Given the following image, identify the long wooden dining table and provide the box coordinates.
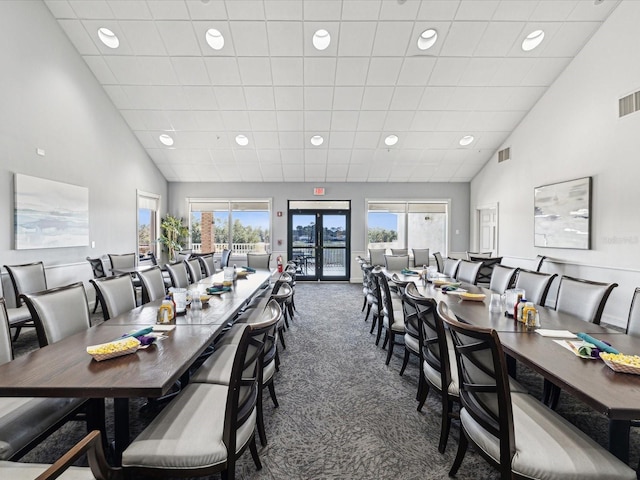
[388,270,640,464]
[0,269,273,465]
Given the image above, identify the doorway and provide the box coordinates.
[288,201,350,281]
[477,204,498,256]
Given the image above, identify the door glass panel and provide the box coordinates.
[322,214,347,277]
[291,214,316,277]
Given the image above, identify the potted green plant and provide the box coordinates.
[158,215,189,262]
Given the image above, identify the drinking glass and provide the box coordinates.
[489,293,503,313]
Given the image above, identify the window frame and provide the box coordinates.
[136,190,161,260]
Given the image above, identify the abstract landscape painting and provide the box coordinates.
[14,173,89,249]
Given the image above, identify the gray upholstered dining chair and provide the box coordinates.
[246,253,271,270]
[137,266,167,304]
[368,248,386,266]
[514,269,557,306]
[197,253,216,277]
[20,282,91,347]
[107,252,136,272]
[121,323,263,479]
[433,252,445,273]
[0,297,88,462]
[533,254,546,272]
[489,265,518,294]
[455,260,482,285]
[398,283,422,377]
[174,250,191,263]
[86,256,107,313]
[443,257,461,278]
[185,258,203,283]
[555,275,617,324]
[412,248,430,268]
[374,269,405,365]
[3,261,47,341]
[165,261,190,289]
[626,287,640,337]
[439,301,636,480]
[220,249,233,268]
[390,248,408,255]
[384,254,409,271]
[90,274,137,321]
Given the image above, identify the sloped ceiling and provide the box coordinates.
[45,0,619,182]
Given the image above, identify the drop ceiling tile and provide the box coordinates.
[446,86,485,110]
[270,57,303,85]
[487,111,526,131]
[279,131,304,149]
[455,1,500,21]
[209,149,235,163]
[464,111,497,131]
[165,111,199,131]
[417,0,460,20]
[333,87,364,110]
[138,110,171,130]
[418,86,456,110]
[303,0,342,20]
[264,0,303,20]
[204,58,242,85]
[225,0,265,20]
[440,22,487,56]
[492,1,538,21]
[69,0,113,19]
[193,111,225,130]
[253,132,281,149]
[506,22,561,57]
[529,1,576,21]
[237,57,273,85]
[274,86,303,110]
[371,22,413,56]
[283,163,304,177]
[119,20,166,55]
[473,22,526,57]
[213,86,246,110]
[81,20,134,55]
[229,21,269,56]
[304,87,334,110]
[146,0,190,20]
[171,57,210,85]
[361,86,394,110]
[410,111,443,131]
[420,149,446,163]
[137,57,179,85]
[337,22,377,56]
[475,131,510,149]
[379,0,420,20]
[119,110,147,130]
[524,57,571,86]
[304,58,337,86]
[328,132,355,148]
[109,1,152,19]
[44,0,76,18]
[156,21,201,56]
[331,111,359,131]
[351,149,375,163]
[357,111,387,131]
[394,149,424,163]
[303,22,340,56]
[192,22,235,56]
[257,149,282,163]
[183,86,218,110]
[185,0,227,19]
[397,57,437,86]
[569,0,619,21]
[335,58,370,85]
[389,86,425,110]
[436,111,471,131]
[134,130,158,148]
[267,22,304,56]
[383,111,415,131]
[83,56,117,84]
[103,56,145,84]
[341,0,380,20]
[490,58,535,86]
[353,132,380,148]
[406,22,451,56]
[58,19,100,55]
[458,58,502,87]
[429,58,470,85]
[281,149,304,164]
[276,111,304,131]
[504,86,546,110]
[249,111,278,131]
[234,149,260,165]
[120,85,158,109]
[304,151,328,165]
[221,111,251,131]
[304,111,332,131]
[541,22,600,57]
[404,132,434,149]
[474,86,515,110]
[244,87,275,110]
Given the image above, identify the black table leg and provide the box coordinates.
[505,354,517,379]
[608,419,630,463]
[86,398,106,446]
[114,398,130,466]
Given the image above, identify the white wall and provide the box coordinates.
[169,181,470,281]
[0,1,167,304]
[470,0,640,328]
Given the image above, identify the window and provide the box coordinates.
[189,199,271,255]
[367,201,448,255]
[137,191,160,258]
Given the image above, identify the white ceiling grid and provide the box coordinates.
[44,0,619,182]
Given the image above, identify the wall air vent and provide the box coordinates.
[618,90,640,117]
[498,147,510,163]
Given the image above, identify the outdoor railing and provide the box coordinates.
[191,243,267,255]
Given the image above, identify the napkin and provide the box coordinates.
[576,332,619,355]
[400,268,418,275]
[121,326,153,339]
[207,286,232,294]
[577,341,600,358]
[242,266,256,273]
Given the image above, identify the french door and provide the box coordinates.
[288,204,350,281]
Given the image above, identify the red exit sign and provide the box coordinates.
[313,187,325,196]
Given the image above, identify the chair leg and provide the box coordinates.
[449,429,469,477]
[548,385,561,410]
[375,320,383,346]
[382,331,389,349]
[542,379,561,409]
[385,333,394,365]
[275,350,280,371]
[417,376,429,412]
[257,385,267,446]
[249,435,262,470]
[12,326,22,342]
[92,301,98,314]
[399,348,410,376]
[369,313,377,333]
[278,327,286,350]
[267,381,279,408]
[283,309,290,329]
[287,302,295,321]
[364,304,372,322]
[361,297,367,312]
[438,397,454,454]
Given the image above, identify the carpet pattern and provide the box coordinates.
[13,282,640,479]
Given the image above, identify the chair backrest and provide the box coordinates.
[174,250,191,263]
[86,257,107,279]
[390,248,408,255]
[533,255,546,272]
[412,248,430,268]
[514,269,557,306]
[391,273,412,296]
[489,265,518,294]
[455,260,483,285]
[138,267,166,304]
[221,249,232,268]
[90,275,137,321]
[165,262,190,289]
[438,301,515,471]
[466,251,492,260]
[400,283,421,341]
[3,262,47,307]
[197,253,216,277]
[107,253,136,270]
[0,299,14,364]
[250,299,282,368]
[373,269,396,325]
[185,258,203,283]
[384,254,409,271]
[147,252,160,265]
[21,283,91,347]
[443,258,461,278]
[368,248,386,266]
[626,288,640,336]
[555,275,618,324]
[472,257,503,285]
[246,253,271,270]
[433,252,445,273]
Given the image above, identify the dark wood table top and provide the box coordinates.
[109,265,156,275]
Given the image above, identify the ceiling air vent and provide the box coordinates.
[618,91,640,117]
[498,147,510,163]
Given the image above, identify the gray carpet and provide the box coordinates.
[13,282,640,479]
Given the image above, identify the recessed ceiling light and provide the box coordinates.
[417,29,438,50]
[459,135,474,146]
[97,27,119,49]
[384,134,399,146]
[205,28,224,50]
[312,29,331,51]
[522,29,545,52]
[235,134,249,146]
[159,134,174,146]
[310,135,324,146]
